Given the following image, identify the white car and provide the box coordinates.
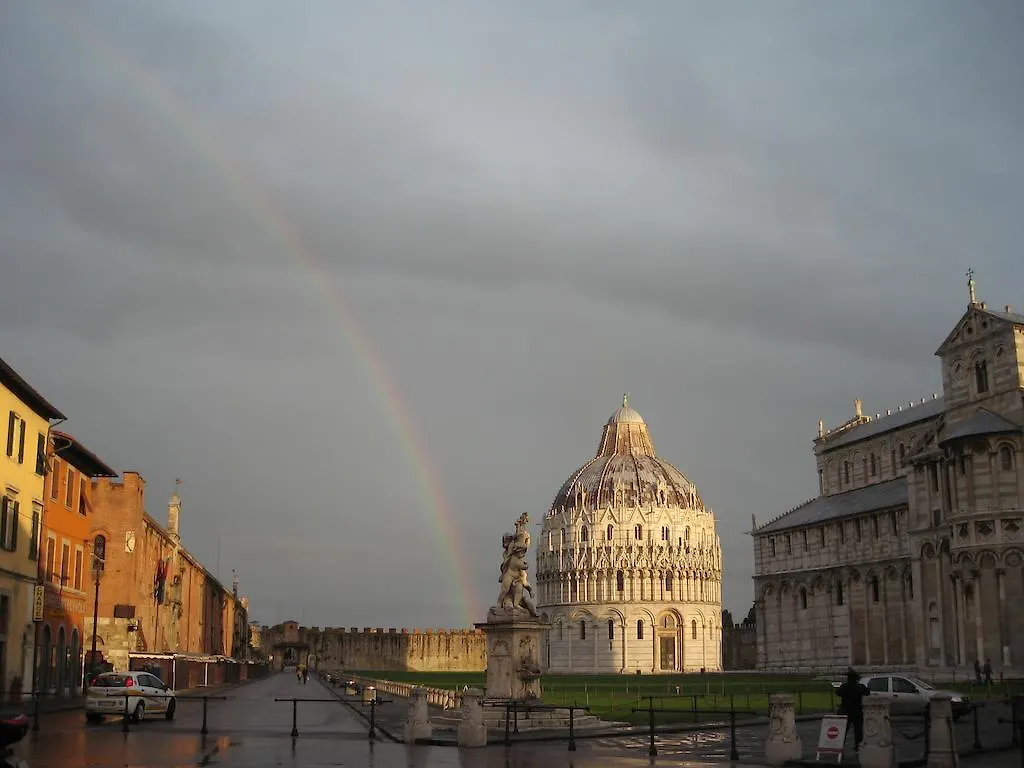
[85,672,176,723]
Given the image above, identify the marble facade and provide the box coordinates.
[537,397,723,673]
[754,287,1024,675]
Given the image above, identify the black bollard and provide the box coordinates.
[513,700,519,734]
[504,703,511,747]
[1018,721,1023,768]
[568,707,577,752]
[291,699,299,740]
[201,696,209,736]
[32,690,40,732]
[973,704,981,751]
[730,699,739,761]
[122,694,130,733]
[368,697,376,741]
[648,696,657,757]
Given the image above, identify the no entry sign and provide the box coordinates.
[816,714,848,762]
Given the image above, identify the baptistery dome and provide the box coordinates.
[536,395,723,674]
[552,395,705,515]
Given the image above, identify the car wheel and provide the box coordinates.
[86,713,103,724]
[133,702,145,723]
[165,699,176,720]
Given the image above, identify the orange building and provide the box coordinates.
[37,431,116,697]
[85,472,249,674]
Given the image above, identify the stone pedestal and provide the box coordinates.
[927,694,960,768]
[404,687,432,743]
[477,610,550,700]
[765,693,802,765]
[860,698,896,768]
[458,689,487,748]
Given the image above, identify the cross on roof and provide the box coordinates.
[967,268,978,304]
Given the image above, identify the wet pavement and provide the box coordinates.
[7,672,1024,766]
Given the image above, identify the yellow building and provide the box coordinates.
[1,358,65,699]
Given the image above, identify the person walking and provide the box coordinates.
[983,658,994,686]
[974,659,982,685]
[837,668,870,752]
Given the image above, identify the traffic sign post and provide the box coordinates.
[815,714,848,762]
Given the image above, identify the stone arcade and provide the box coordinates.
[754,279,1024,675]
[536,396,723,673]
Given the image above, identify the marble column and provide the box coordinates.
[989,451,1001,509]
[863,579,873,666]
[997,567,1010,667]
[952,575,966,667]
[900,575,909,664]
[973,572,984,665]
[881,575,891,665]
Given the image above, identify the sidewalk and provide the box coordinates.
[12,672,270,716]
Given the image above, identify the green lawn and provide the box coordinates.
[344,670,1023,724]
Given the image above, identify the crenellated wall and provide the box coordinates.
[262,622,486,672]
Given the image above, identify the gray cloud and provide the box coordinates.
[2,1,1022,626]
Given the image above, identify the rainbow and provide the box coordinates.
[39,2,480,626]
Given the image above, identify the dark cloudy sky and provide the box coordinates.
[2,1,1022,629]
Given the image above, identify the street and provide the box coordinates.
[10,673,736,767]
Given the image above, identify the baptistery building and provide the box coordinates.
[536,396,723,673]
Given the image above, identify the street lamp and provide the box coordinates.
[88,535,106,679]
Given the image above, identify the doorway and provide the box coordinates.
[659,636,676,670]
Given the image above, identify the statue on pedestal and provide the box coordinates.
[495,512,539,618]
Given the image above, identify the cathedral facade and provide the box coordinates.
[536,397,723,674]
[753,286,1024,675]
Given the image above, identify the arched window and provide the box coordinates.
[661,526,669,541]
[871,576,880,603]
[870,453,877,476]
[891,449,897,474]
[684,527,690,545]
[800,587,808,610]
[636,620,644,640]
[665,573,673,591]
[634,525,643,540]
[899,444,905,466]
[580,621,586,640]
[691,619,698,640]
[606,524,614,541]
[580,526,588,543]
[616,570,624,592]
[975,360,990,393]
[608,619,614,640]
[1000,446,1014,472]
[844,462,851,485]
[836,582,844,606]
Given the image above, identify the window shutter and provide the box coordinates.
[5,412,14,457]
[0,497,7,549]
[17,421,26,463]
[36,433,46,475]
[10,501,18,551]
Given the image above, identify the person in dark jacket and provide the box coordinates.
[837,668,870,751]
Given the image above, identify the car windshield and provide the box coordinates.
[906,677,935,690]
[93,675,129,688]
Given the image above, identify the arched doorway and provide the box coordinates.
[70,629,81,694]
[39,625,52,694]
[56,627,66,695]
[656,612,679,671]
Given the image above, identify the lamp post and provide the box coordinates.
[88,535,106,678]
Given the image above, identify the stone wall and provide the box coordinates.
[262,624,486,672]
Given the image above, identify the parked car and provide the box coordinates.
[831,674,970,719]
[85,672,176,723]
